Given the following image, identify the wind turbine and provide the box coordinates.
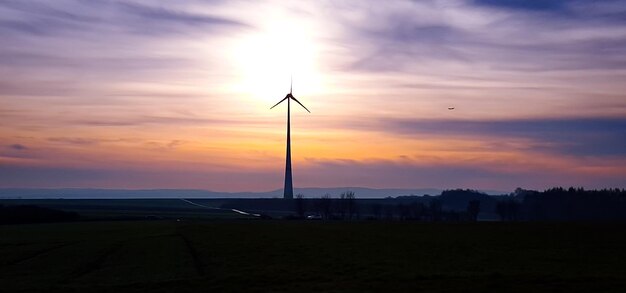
[270,77,310,199]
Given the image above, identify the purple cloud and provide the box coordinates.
[376,117,626,157]
[8,144,28,150]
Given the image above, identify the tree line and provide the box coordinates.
[292,189,483,222]
[292,187,626,222]
[507,187,626,221]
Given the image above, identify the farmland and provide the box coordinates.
[2,220,625,292]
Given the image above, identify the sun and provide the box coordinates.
[230,14,325,109]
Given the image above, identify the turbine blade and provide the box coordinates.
[270,97,288,109]
[290,75,293,94]
[290,96,310,113]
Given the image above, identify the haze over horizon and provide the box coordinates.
[1,0,625,192]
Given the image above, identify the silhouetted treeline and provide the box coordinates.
[228,187,626,222]
[292,189,488,222]
[495,198,521,221]
[292,191,360,220]
[366,197,481,222]
[387,187,626,222]
[0,205,79,224]
[521,187,626,221]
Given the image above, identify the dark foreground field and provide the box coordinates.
[2,221,625,292]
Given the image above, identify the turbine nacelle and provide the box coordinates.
[269,81,310,113]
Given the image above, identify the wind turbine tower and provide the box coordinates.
[270,78,310,199]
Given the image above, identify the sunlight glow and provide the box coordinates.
[230,11,325,109]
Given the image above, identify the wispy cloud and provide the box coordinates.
[338,0,626,75]
[297,156,625,190]
[47,137,99,145]
[472,0,568,11]
[368,117,626,157]
[118,1,248,30]
[8,144,28,150]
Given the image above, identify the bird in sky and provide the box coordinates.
[448,107,455,110]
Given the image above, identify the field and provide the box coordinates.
[0,199,254,220]
[2,220,626,292]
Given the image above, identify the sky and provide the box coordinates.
[1,0,625,192]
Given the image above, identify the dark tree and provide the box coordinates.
[467,200,480,221]
[294,193,306,218]
[344,191,357,220]
[409,202,426,221]
[397,203,410,220]
[338,193,347,219]
[521,187,626,221]
[319,193,333,220]
[429,199,442,222]
[495,199,521,221]
[370,203,383,220]
[383,204,395,220]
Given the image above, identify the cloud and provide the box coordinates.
[336,0,626,75]
[8,144,28,150]
[472,0,567,12]
[298,157,624,191]
[0,163,280,191]
[0,51,188,68]
[2,155,622,191]
[380,117,626,157]
[118,2,248,29]
[143,139,186,151]
[0,0,96,22]
[0,144,38,160]
[47,137,99,145]
[67,115,264,127]
[0,0,248,37]
[0,1,97,36]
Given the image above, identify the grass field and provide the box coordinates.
[1,220,626,292]
[0,199,252,220]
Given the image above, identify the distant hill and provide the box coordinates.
[291,187,444,198]
[0,187,506,199]
[0,187,438,199]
